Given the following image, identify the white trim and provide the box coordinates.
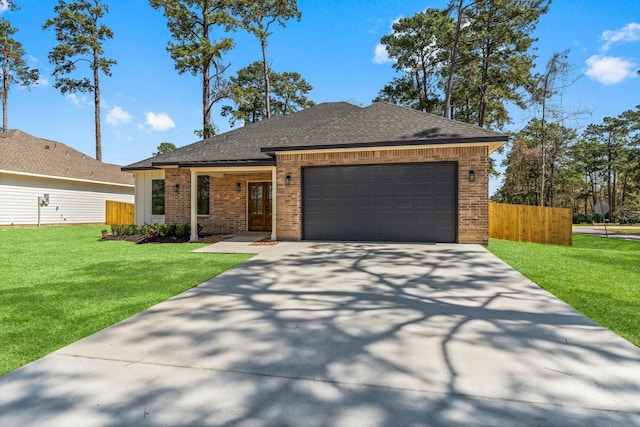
[190,169,198,242]
[188,166,276,173]
[0,168,134,188]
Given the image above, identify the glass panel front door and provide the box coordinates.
[248,182,272,231]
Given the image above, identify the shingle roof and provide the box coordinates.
[0,130,134,186]
[123,102,508,170]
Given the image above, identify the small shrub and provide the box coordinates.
[156,223,171,237]
[175,224,190,239]
[110,224,125,236]
[616,203,640,225]
[123,224,139,235]
[139,224,156,236]
[573,213,594,224]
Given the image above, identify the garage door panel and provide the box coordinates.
[302,163,457,242]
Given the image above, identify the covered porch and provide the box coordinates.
[162,165,277,242]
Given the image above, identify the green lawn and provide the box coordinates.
[488,235,640,346]
[0,225,253,376]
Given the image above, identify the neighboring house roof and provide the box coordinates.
[0,130,134,186]
[123,102,508,171]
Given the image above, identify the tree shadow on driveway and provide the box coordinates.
[1,242,639,426]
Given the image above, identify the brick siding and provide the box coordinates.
[164,146,490,244]
[275,146,489,244]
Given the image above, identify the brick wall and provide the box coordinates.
[206,172,271,233]
[165,168,191,224]
[165,169,271,234]
[164,146,490,243]
[275,146,489,244]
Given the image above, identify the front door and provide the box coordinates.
[248,182,272,232]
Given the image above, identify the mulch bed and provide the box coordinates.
[101,234,234,244]
[250,238,280,246]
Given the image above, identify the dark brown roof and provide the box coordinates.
[0,130,134,186]
[123,102,508,170]
[262,102,507,152]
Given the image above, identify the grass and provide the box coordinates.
[488,234,640,347]
[0,225,253,376]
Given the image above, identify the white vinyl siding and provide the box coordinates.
[0,172,134,226]
[134,170,165,225]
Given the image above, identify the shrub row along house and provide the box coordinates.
[123,102,507,244]
[0,130,134,226]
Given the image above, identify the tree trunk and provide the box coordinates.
[261,40,271,119]
[203,62,211,138]
[611,166,617,223]
[420,57,428,110]
[93,50,102,161]
[590,172,597,210]
[539,73,550,207]
[606,163,613,221]
[478,34,490,128]
[2,52,8,132]
[444,0,464,118]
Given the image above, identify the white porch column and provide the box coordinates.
[190,169,198,242]
[271,167,277,241]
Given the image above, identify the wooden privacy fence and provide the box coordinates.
[106,200,134,225]
[489,202,572,246]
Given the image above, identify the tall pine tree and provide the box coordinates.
[44,0,115,161]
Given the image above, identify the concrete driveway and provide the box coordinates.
[1,242,639,426]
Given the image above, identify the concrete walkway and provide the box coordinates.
[1,242,639,426]
[194,232,274,254]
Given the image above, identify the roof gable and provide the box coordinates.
[0,130,134,186]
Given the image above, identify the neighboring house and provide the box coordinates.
[0,130,134,226]
[123,102,508,244]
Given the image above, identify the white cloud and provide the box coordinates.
[34,77,49,87]
[106,106,133,126]
[143,112,175,132]
[373,43,393,64]
[18,77,48,89]
[65,93,88,107]
[0,1,11,13]
[585,55,637,85]
[601,22,640,52]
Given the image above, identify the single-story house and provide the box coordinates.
[122,102,507,244]
[0,130,134,226]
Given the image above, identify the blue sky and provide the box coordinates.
[2,0,639,192]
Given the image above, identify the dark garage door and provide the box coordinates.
[302,163,457,242]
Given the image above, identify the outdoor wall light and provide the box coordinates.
[285,175,291,185]
[469,170,476,182]
[236,182,242,192]
[174,183,180,192]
